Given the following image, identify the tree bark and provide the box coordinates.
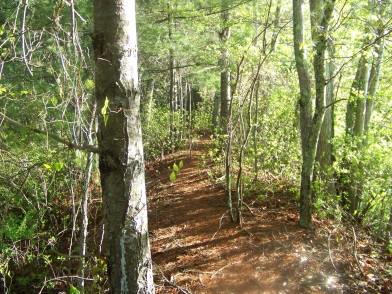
[78,101,96,291]
[316,43,336,197]
[93,0,154,293]
[220,0,231,134]
[293,0,335,229]
[343,2,386,217]
[168,3,177,153]
[293,0,313,229]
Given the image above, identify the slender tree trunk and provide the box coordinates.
[93,0,154,292]
[293,0,313,229]
[253,77,260,180]
[220,0,231,134]
[78,101,96,291]
[364,34,384,133]
[344,7,386,217]
[168,3,177,154]
[315,39,336,197]
[344,40,371,215]
[293,0,335,229]
[220,0,234,221]
[146,78,155,130]
[212,92,221,127]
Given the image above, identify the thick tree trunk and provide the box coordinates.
[93,0,154,293]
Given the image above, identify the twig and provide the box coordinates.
[212,210,228,239]
[181,261,240,279]
[272,232,287,248]
[243,201,256,216]
[328,233,339,272]
[154,263,191,294]
[211,261,240,278]
[39,276,94,294]
[352,227,365,277]
[0,112,99,153]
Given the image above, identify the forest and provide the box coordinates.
[0,0,392,293]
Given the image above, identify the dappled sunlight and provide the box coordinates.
[147,139,390,293]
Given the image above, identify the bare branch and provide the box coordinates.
[0,112,99,153]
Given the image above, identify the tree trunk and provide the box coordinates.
[168,3,177,153]
[293,0,313,229]
[212,92,221,127]
[364,33,384,132]
[220,0,234,221]
[293,0,335,229]
[316,43,336,197]
[344,41,371,216]
[220,0,231,134]
[93,0,154,293]
[78,101,96,291]
[343,5,386,217]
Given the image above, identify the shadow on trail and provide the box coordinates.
[147,139,343,294]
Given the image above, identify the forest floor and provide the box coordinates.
[146,137,392,294]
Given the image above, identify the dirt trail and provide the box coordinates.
[146,139,352,293]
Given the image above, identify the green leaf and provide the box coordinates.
[51,96,58,106]
[173,163,179,172]
[101,97,110,127]
[69,285,81,294]
[53,162,64,171]
[43,164,51,169]
[169,171,176,182]
[178,160,183,169]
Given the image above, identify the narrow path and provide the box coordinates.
[146,139,344,294]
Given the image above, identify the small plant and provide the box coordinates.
[169,160,184,182]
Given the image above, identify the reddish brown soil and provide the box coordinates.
[146,139,392,294]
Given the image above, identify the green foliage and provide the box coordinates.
[312,178,342,219]
[101,97,110,127]
[170,171,177,182]
[70,285,81,294]
[0,0,392,291]
[193,98,214,134]
[387,243,392,255]
[169,160,184,182]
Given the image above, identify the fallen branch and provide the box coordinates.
[243,201,256,216]
[212,210,228,239]
[180,261,240,279]
[328,233,339,273]
[211,261,240,278]
[352,227,365,277]
[154,263,191,294]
